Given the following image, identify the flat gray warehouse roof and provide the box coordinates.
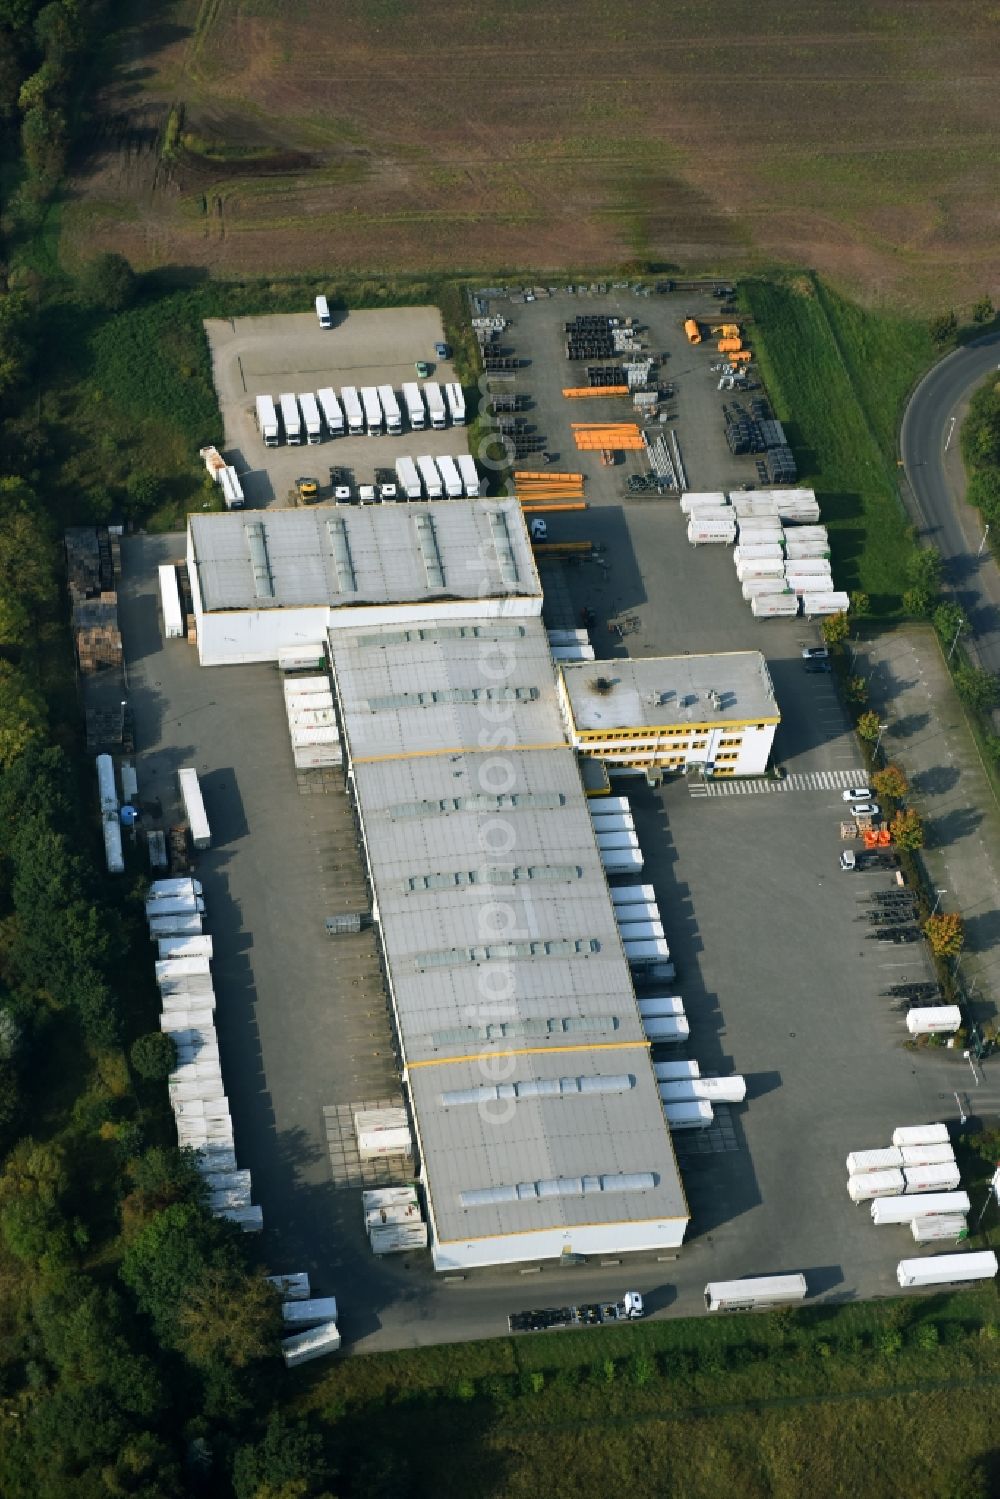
[333,617,687,1251]
[329,619,567,761]
[188,499,541,613]
[560,650,779,730]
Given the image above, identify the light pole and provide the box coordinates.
[947,619,965,662]
[979,523,991,558]
[874,721,889,758]
[931,888,947,917]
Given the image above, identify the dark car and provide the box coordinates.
[803,660,831,673]
[434,342,451,359]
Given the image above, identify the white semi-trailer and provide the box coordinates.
[299,392,323,444]
[178,767,211,850]
[361,386,383,436]
[416,456,443,499]
[159,564,184,639]
[394,456,423,500]
[341,386,364,436]
[423,381,447,430]
[316,388,345,438]
[378,385,402,435]
[219,467,244,509]
[435,454,464,498]
[402,382,426,430]
[255,394,280,447]
[457,454,481,497]
[445,382,466,425]
[315,295,332,328]
[705,1275,808,1312]
[897,1252,998,1288]
[279,393,302,445]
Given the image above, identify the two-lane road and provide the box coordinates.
[900,331,1000,669]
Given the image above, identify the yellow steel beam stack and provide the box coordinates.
[571,423,644,452]
[514,469,586,507]
[561,386,630,398]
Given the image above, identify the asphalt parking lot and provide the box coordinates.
[204,307,469,508]
[484,286,766,494]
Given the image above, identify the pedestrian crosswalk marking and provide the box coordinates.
[692,767,864,797]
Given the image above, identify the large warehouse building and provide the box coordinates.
[179,501,786,1270]
[329,616,690,1270]
[185,500,542,666]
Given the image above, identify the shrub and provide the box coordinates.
[877,1328,903,1356]
[129,1032,177,1081]
[630,1352,655,1386]
[930,311,958,344]
[972,296,994,324]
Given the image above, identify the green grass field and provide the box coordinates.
[742,277,934,614]
[287,1290,1000,1498]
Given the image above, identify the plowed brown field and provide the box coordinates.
[65,0,1000,307]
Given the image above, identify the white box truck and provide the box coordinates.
[457,453,481,497]
[378,384,402,435]
[654,1060,700,1081]
[402,382,426,430]
[159,564,184,640]
[423,381,447,430]
[897,1251,998,1288]
[416,456,443,499]
[435,454,464,498]
[316,387,345,438]
[145,894,206,918]
[395,456,423,500]
[255,394,280,447]
[279,393,302,445]
[148,914,204,938]
[609,880,653,903]
[361,386,383,436]
[445,382,466,425]
[660,1076,747,1105]
[299,392,323,444]
[846,1147,903,1175]
[341,386,364,436]
[315,295,331,328]
[911,1215,968,1243]
[178,767,211,850]
[847,1169,904,1203]
[704,1275,808,1312]
[903,1163,962,1193]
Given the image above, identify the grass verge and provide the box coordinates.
[741,275,933,615]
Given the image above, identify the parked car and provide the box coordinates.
[434,342,451,359]
[802,646,829,660]
[850,802,881,820]
[804,660,831,673]
[415,360,430,378]
[839,850,857,871]
[842,786,872,803]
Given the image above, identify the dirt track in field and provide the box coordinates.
[63,0,1000,307]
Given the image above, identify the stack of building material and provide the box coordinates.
[572,422,644,451]
[283,673,341,770]
[73,594,123,674]
[147,878,263,1233]
[363,1185,429,1255]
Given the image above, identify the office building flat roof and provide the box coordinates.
[188,499,541,613]
[560,651,778,730]
[328,619,566,761]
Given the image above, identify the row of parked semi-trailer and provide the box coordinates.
[393,452,483,500]
[254,381,465,448]
[147,875,263,1235]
